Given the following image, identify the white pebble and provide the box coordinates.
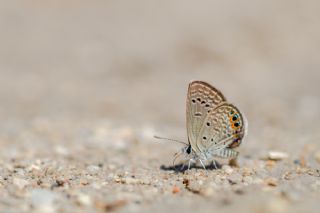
[268,151,289,160]
[13,177,29,189]
[76,193,92,206]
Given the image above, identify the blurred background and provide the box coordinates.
[1,0,319,150]
[0,1,320,212]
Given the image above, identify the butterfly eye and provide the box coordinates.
[186,145,191,154]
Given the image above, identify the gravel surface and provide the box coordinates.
[0,1,320,213]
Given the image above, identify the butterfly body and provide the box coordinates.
[182,81,247,169]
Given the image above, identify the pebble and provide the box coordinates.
[86,165,101,175]
[241,167,254,176]
[172,186,180,194]
[123,177,141,184]
[76,193,92,206]
[13,177,29,189]
[265,160,276,168]
[267,151,289,161]
[200,187,215,197]
[264,177,278,187]
[243,176,253,185]
[227,173,242,184]
[26,164,41,172]
[222,165,233,175]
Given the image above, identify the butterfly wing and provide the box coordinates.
[186,81,226,153]
[196,103,246,157]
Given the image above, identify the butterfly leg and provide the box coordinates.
[188,159,192,170]
[180,162,186,171]
[199,159,207,170]
[187,158,196,170]
[211,160,218,169]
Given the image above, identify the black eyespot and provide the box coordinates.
[197,98,201,102]
[203,136,207,140]
[195,112,202,117]
[230,111,234,115]
[232,115,239,121]
[234,122,240,127]
[201,101,206,104]
[211,138,213,142]
[192,99,196,103]
[233,138,240,143]
[205,104,210,107]
[207,110,211,113]
[206,122,210,126]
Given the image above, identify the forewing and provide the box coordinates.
[196,103,246,154]
[186,81,226,153]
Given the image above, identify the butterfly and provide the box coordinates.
[156,80,247,170]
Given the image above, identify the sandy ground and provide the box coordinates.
[0,1,320,212]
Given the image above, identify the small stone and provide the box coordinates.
[241,167,254,176]
[123,177,140,184]
[298,155,307,167]
[243,176,253,185]
[200,187,215,197]
[267,151,289,161]
[140,178,151,185]
[86,165,100,175]
[265,177,278,187]
[265,160,276,168]
[51,179,65,188]
[172,186,180,194]
[76,193,92,206]
[222,165,233,175]
[228,173,242,184]
[80,178,90,185]
[13,177,29,189]
[27,164,41,171]
[104,199,127,212]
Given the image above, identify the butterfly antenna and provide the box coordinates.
[153,135,188,146]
